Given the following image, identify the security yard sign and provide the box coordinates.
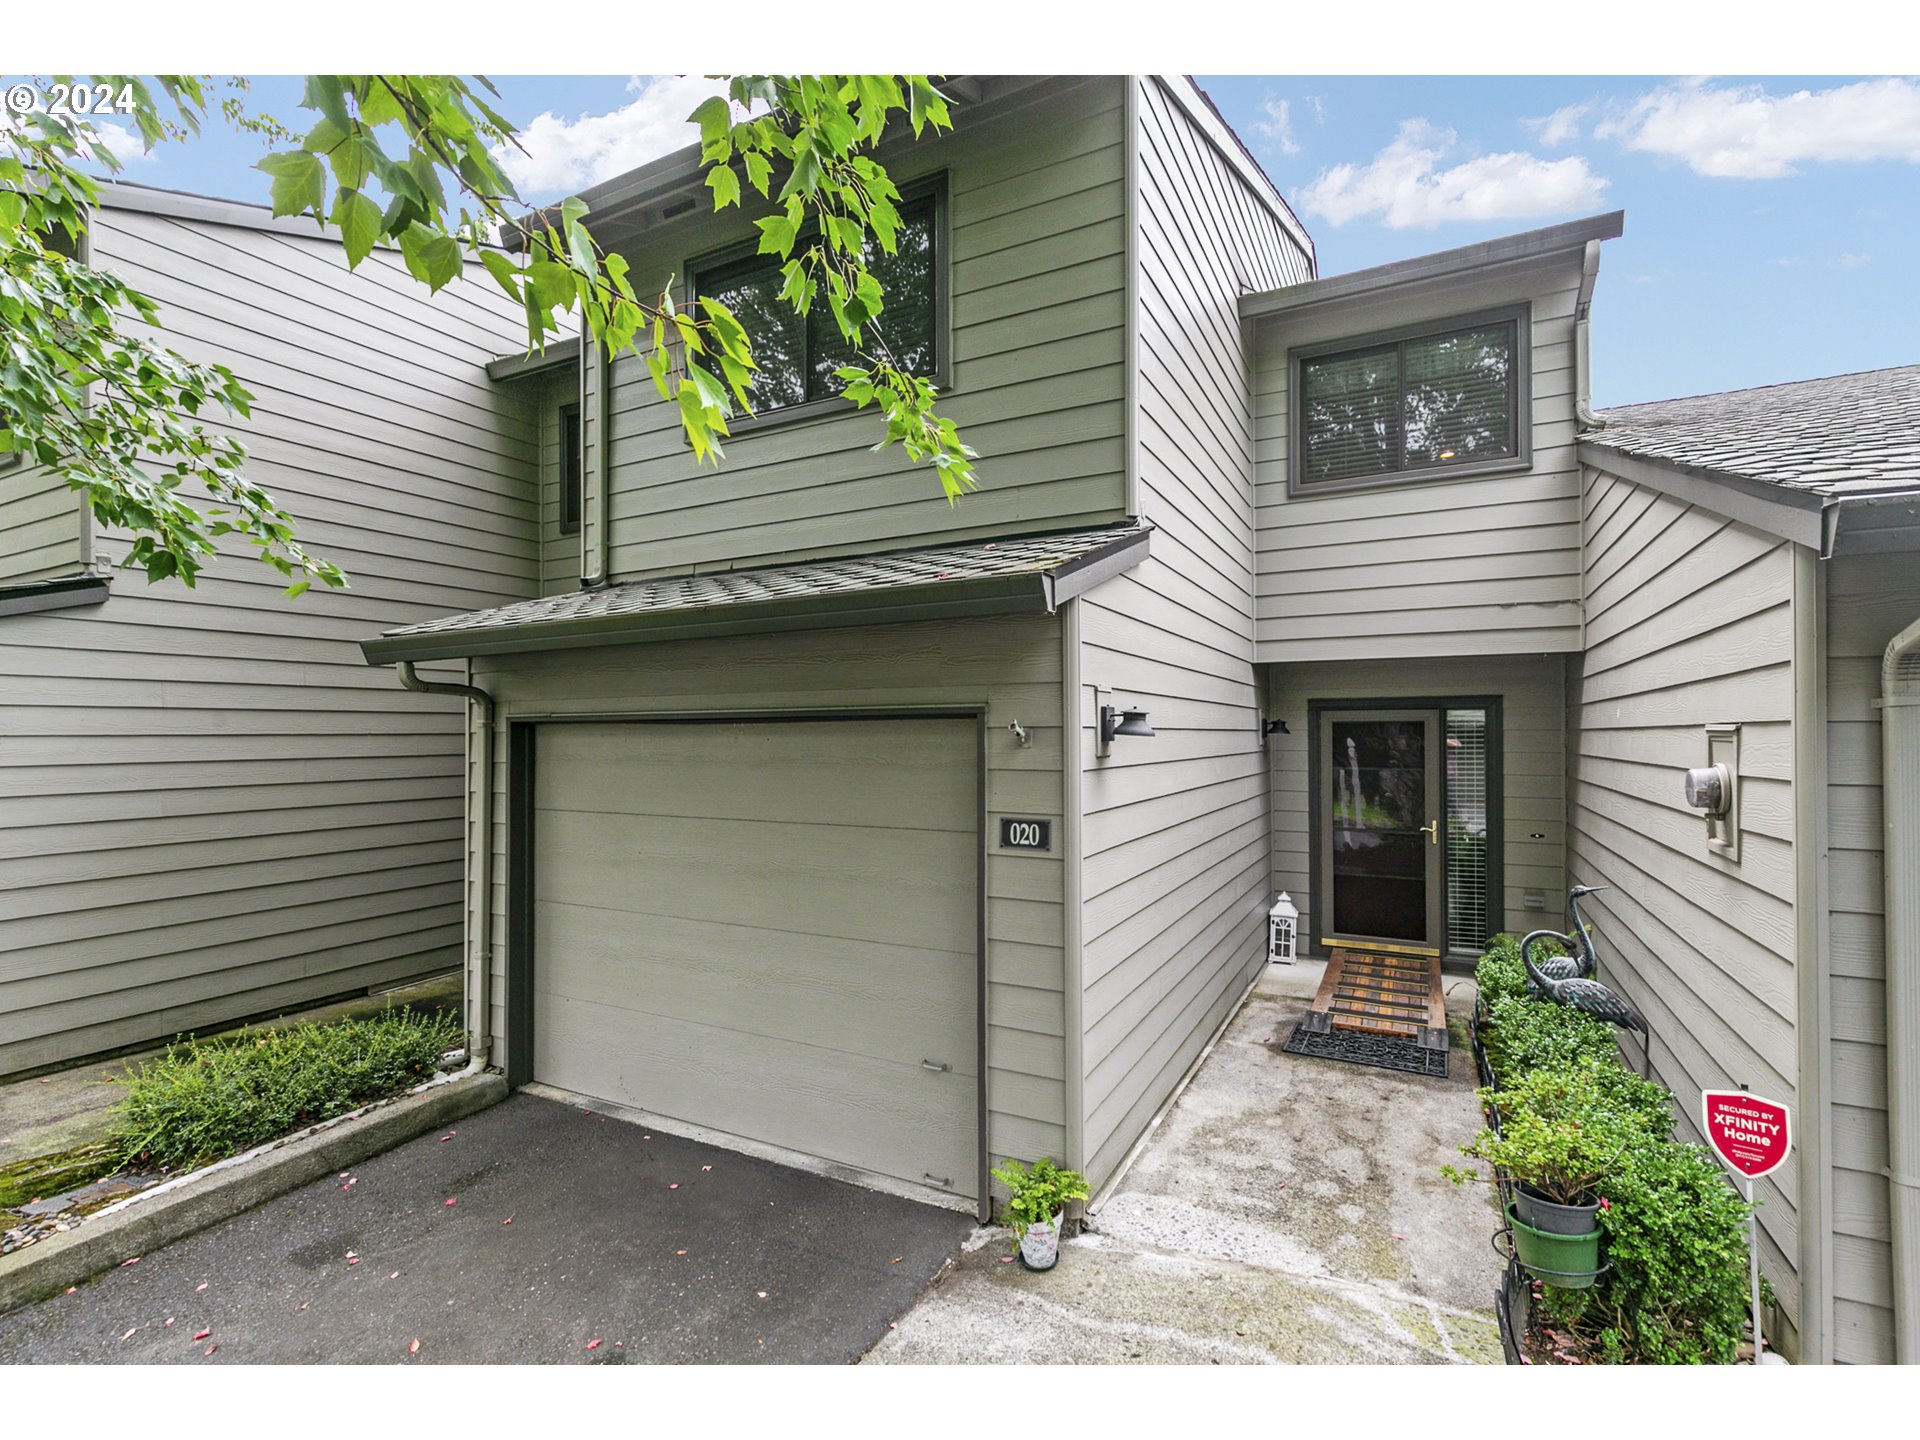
[1702,1087,1792,1361]
[1701,1089,1792,1180]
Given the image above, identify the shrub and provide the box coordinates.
[1547,1137,1755,1364]
[1464,935,1758,1364]
[1445,1064,1653,1204]
[113,1007,458,1172]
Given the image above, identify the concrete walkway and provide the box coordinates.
[865,961,1503,1365]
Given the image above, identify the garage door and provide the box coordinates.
[530,717,980,1203]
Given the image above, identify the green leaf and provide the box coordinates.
[330,188,382,268]
[479,249,522,298]
[397,222,462,291]
[706,165,740,211]
[325,131,372,190]
[754,214,797,256]
[256,151,325,218]
[742,151,772,196]
[688,96,732,149]
[0,191,24,231]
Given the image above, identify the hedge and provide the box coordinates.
[1466,934,1755,1364]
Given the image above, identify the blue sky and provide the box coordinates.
[42,72,1920,408]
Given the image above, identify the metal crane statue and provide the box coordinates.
[1516,886,1655,1079]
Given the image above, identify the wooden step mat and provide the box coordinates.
[1312,949,1446,1039]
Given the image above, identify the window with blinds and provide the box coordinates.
[1293,308,1525,493]
[1445,708,1491,954]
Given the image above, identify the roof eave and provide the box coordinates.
[1578,439,1826,550]
[1825,489,1920,556]
[486,335,582,383]
[1239,211,1626,321]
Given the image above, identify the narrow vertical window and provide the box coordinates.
[559,403,582,537]
[1445,708,1490,953]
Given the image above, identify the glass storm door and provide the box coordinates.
[1318,709,1444,954]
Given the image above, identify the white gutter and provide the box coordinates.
[394,662,496,1072]
[1574,239,1605,433]
[1881,613,1920,1362]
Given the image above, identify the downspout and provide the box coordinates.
[393,661,496,1071]
[1573,239,1605,433]
[1061,598,1087,1184]
[1881,614,1920,1362]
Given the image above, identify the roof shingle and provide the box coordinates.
[1587,364,1920,497]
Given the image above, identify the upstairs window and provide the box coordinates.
[559,403,582,536]
[1291,308,1528,494]
[689,184,944,422]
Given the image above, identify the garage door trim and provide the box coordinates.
[503,708,990,1218]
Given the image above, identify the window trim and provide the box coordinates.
[558,401,582,537]
[1286,303,1532,498]
[682,171,951,436]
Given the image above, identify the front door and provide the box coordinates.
[1318,709,1443,955]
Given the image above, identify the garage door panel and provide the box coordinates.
[531,717,980,1201]
[534,990,977,1197]
[533,900,976,1072]
[535,810,975,946]
[540,720,976,832]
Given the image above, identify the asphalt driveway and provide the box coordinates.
[0,1093,972,1364]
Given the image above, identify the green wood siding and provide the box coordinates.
[1567,461,1804,1330]
[590,76,1131,583]
[1824,550,1915,1364]
[471,613,1068,1182]
[0,202,537,1075]
[1076,77,1312,1188]
[1263,654,1567,954]
[1252,252,1588,661]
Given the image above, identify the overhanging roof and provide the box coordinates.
[1580,364,1920,555]
[1238,211,1625,321]
[361,525,1151,665]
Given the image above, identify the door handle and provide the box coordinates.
[1420,821,1439,845]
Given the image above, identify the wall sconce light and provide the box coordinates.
[1262,717,1290,736]
[1006,720,1032,748]
[1100,705,1154,748]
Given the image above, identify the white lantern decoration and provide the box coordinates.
[1268,892,1298,965]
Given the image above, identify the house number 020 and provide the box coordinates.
[999,818,1052,851]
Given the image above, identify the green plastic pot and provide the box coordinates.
[1505,1202,1604,1289]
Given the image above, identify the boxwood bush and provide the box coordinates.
[113,1007,459,1172]
[1466,935,1755,1364]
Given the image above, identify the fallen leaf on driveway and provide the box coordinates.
[502,1217,513,1226]
[389,1272,400,1280]
[675,1250,687,1256]
[440,1133,455,1142]
[586,1339,602,1351]
[669,1183,679,1190]
[204,1344,217,1357]
[409,1339,420,1355]
[347,1257,360,1266]
[889,1257,903,1265]
[196,1283,209,1293]
[164,1317,175,1328]
[121,1328,137,1341]
[1391,1233,1404,1242]
[121,1257,140,1267]
[444,1198,457,1207]
[701,1165,712,1172]
[998,1257,1013,1264]
[193,1329,211,1341]
[757,1291,767,1299]
[64,1287,75,1295]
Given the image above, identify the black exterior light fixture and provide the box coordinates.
[1100,704,1154,747]
[1262,717,1290,736]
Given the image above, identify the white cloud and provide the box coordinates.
[1596,77,1920,178]
[1298,119,1609,229]
[1833,252,1873,269]
[1251,96,1300,156]
[493,75,730,198]
[1525,103,1589,147]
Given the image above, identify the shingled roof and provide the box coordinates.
[361,525,1151,664]
[1586,364,1920,498]
[1578,364,1920,555]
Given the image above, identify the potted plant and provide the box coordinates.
[1443,1066,1643,1289]
[990,1156,1089,1272]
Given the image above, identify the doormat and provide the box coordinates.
[1279,1016,1451,1078]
